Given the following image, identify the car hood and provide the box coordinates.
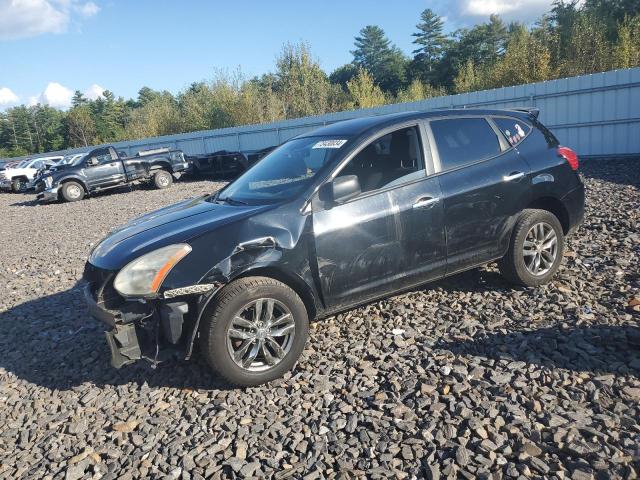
[89,195,272,270]
[3,167,35,176]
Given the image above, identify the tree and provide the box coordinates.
[488,26,554,88]
[439,15,508,88]
[92,90,128,142]
[454,59,480,93]
[125,95,182,139]
[30,105,65,152]
[352,25,408,93]
[66,106,97,147]
[395,79,445,103]
[560,12,611,76]
[583,0,640,37]
[136,87,166,107]
[329,63,359,89]
[346,69,387,109]
[71,91,87,108]
[612,14,640,68]
[274,42,339,118]
[411,9,446,84]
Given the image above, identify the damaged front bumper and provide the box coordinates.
[83,265,220,369]
[83,284,144,368]
[37,187,59,202]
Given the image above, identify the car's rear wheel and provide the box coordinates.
[153,170,173,189]
[199,276,309,387]
[499,209,564,287]
[61,181,84,202]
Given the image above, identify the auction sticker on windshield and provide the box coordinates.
[312,139,347,149]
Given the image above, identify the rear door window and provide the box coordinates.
[430,118,502,170]
[493,117,532,146]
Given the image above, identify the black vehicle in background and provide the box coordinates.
[247,145,278,166]
[36,146,189,202]
[188,150,250,178]
[84,109,584,386]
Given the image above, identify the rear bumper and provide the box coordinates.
[562,182,585,235]
[0,179,12,190]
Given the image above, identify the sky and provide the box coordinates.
[0,0,560,110]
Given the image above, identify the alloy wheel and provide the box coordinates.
[226,298,296,372]
[523,221,558,276]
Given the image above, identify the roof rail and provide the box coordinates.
[512,107,540,119]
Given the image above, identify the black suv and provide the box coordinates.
[84,109,585,386]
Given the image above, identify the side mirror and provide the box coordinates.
[319,175,361,206]
[86,157,99,167]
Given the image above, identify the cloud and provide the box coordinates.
[462,0,550,17]
[433,0,576,25]
[0,87,19,106]
[36,82,74,108]
[0,0,101,40]
[76,0,99,17]
[27,82,106,109]
[84,83,104,100]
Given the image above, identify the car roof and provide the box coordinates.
[296,108,532,139]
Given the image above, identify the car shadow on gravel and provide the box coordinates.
[0,285,233,391]
[9,186,137,207]
[436,323,640,376]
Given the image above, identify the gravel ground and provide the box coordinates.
[0,161,638,480]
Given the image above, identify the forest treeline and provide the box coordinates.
[2,0,639,158]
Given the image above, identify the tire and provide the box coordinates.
[153,170,173,189]
[11,178,28,193]
[60,181,85,202]
[498,209,565,287]
[199,276,309,387]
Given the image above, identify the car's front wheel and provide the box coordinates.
[60,181,85,202]
[199,276,309,387]
[499,209,565,287]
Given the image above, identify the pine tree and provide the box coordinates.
[71,91,87,108]
[411,9,446,83]
[352,26,407,93]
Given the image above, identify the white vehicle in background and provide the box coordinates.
[0,156,64,193]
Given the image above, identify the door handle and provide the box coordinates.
[503,172,525,182]
[413,197,440,209]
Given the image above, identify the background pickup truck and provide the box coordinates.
[36,146,189,202]
[0,156,63,192]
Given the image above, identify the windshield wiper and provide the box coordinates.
[217,196,248,206]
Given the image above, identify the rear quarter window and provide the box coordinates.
[493,117,532,146]
[430,117,502,170]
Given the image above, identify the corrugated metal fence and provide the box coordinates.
[4,67,640,163]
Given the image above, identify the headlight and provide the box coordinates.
[113,244,191,297]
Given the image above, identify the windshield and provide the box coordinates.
[217,136,350,205]
[70,154,87,166]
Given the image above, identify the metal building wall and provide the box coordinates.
[3,67,639,163]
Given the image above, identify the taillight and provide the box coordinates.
[557,146,579,171]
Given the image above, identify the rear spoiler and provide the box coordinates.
[513,107,540,119]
